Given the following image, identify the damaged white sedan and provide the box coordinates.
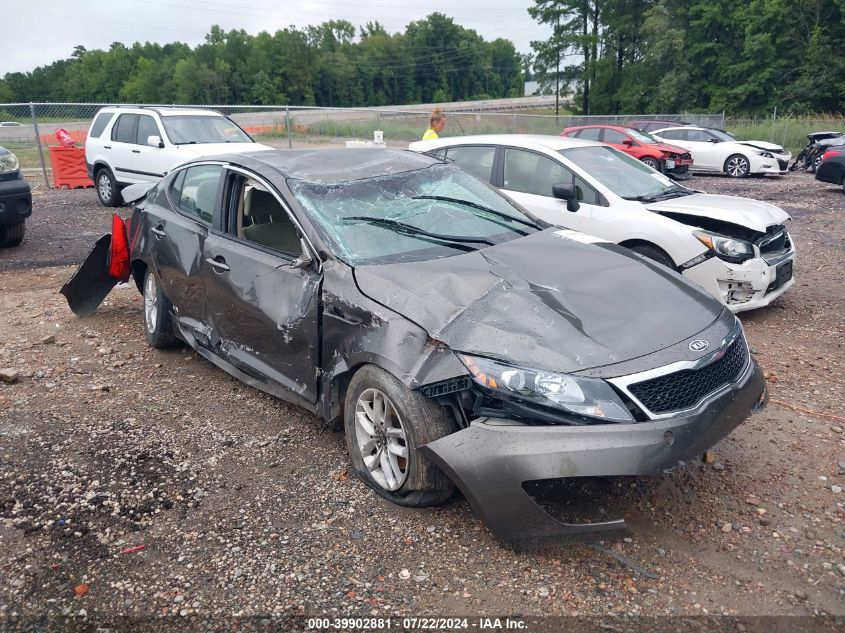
[409,135,795,312]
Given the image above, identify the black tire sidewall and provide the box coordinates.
[631,244,675,269]
[726,154,751,178]
[1,222,24,247]
[96,168,120,206]
[143,269,176,348]
[344,365,454,505]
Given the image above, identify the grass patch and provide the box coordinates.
[727,115,845,153]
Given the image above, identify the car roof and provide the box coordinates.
[564,124,638,133]
[98,106,224,117]
[199,148,441,182]
[413,134,603,152]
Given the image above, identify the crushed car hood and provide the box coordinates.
[353,229,722,374]
[647,193,790,232]
[653,142,689,155]
[736,140,787,154]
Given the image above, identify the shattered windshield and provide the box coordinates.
[560,146,692,202]
[160,116,252,145]
[289,163,539,265]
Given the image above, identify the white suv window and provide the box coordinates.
[111,114,138,143]
[89,112,113,138]
[136,115,161,145]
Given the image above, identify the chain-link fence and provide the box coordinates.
[0,102,726,187]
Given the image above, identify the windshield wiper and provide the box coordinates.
[411,195,540,230]
[342,216,496,247]
[623,187,695,203]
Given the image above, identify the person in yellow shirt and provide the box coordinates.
[422,107,446,140]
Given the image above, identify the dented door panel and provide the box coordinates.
[202,233,321,405]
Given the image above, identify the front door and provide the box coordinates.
[498,147,602,233]
[201,168,321,405]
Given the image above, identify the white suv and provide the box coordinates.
[409,134,796,312]
[85,107,272,206]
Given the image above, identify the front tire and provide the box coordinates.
[345,365,457,507]
[640,156,661,171]
[95,167,122,207]
[725,154,751,178]
[630,244,675,269]
[0,222,25,247]
[143,269,179,348]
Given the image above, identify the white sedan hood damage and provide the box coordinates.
[647,194,790,233]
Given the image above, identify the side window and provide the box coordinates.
[234,175,301,256]
[136,115,161,145]
[659,129,686,141]
[429,148,447,159]
[444,145,496,182]
[603,129,630,144]
[89,112,113,139]
[111,114,138,143]
[686,129,711,142]
[168,165,221,224]
[576,127,602,141]
[504,148,601,205]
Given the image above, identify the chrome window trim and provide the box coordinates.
[608,323,751,420]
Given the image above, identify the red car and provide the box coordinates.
[562,124,694,180]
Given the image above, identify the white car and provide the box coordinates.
[408,134,795,312]
[85,106,272,206]
[652,126,791,177]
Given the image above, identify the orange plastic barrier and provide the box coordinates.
[49,147,93,189]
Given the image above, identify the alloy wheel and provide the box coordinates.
[98,173,112,203]
[727,156,749,177]
[144,273,158,333]
[354,388,409,491]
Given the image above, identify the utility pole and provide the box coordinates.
[555,14,560,116]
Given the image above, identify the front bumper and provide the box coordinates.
[682,249,795,313]
[749,152,791,175]
[420,358,766,549]
[0,174,32,227]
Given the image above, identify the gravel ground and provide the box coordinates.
[1,171,844,630]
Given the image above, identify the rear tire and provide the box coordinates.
[345,365,457,508]
[95,167,122,207]
[640,156,661,171]
[143,269,179,348]
[0,221,25,247]
[629,244,675,269]
[725,154,751,178]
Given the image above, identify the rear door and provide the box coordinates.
[144,163,223,340]
[201,167,321,406]
[498,147,603,232]
[109,113,140,184]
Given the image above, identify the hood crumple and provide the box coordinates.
[648,193,790,232]
[353,230,722,374]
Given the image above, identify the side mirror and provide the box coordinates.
[290,237,315,270]
[707,138,718,143]
[147,135,164,148]
[622,139,634,146]
[552,183,580,212]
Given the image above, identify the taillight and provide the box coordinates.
[822,150,841,162]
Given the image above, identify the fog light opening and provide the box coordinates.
[663,430,674,446]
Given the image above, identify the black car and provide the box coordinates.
[815,146,845,191]
[61,149,767,548]
[0,146,32,247]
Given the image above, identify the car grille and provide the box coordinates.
[628,336,748,415]
[759,226,790,254]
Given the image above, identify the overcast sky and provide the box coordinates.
[3,0,551,75]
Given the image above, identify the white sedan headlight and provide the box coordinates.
[693,231,754,263]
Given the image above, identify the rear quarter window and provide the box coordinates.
[89,112,114,139]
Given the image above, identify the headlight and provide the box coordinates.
[753,150,774,158]
[0,151,19,173]
[693,231,754,262]
[459,354,633,423]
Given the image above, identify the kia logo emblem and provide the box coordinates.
[689,339,709,352]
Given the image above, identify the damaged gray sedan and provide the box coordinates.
[62,149,768,548]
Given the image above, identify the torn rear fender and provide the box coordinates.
[59,234,120,316]
[420,359,765,549]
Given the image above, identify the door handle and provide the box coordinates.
[151,226,165,238]
[131,149,141,154]
[205,256,230,272]
[104,145,111,149]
